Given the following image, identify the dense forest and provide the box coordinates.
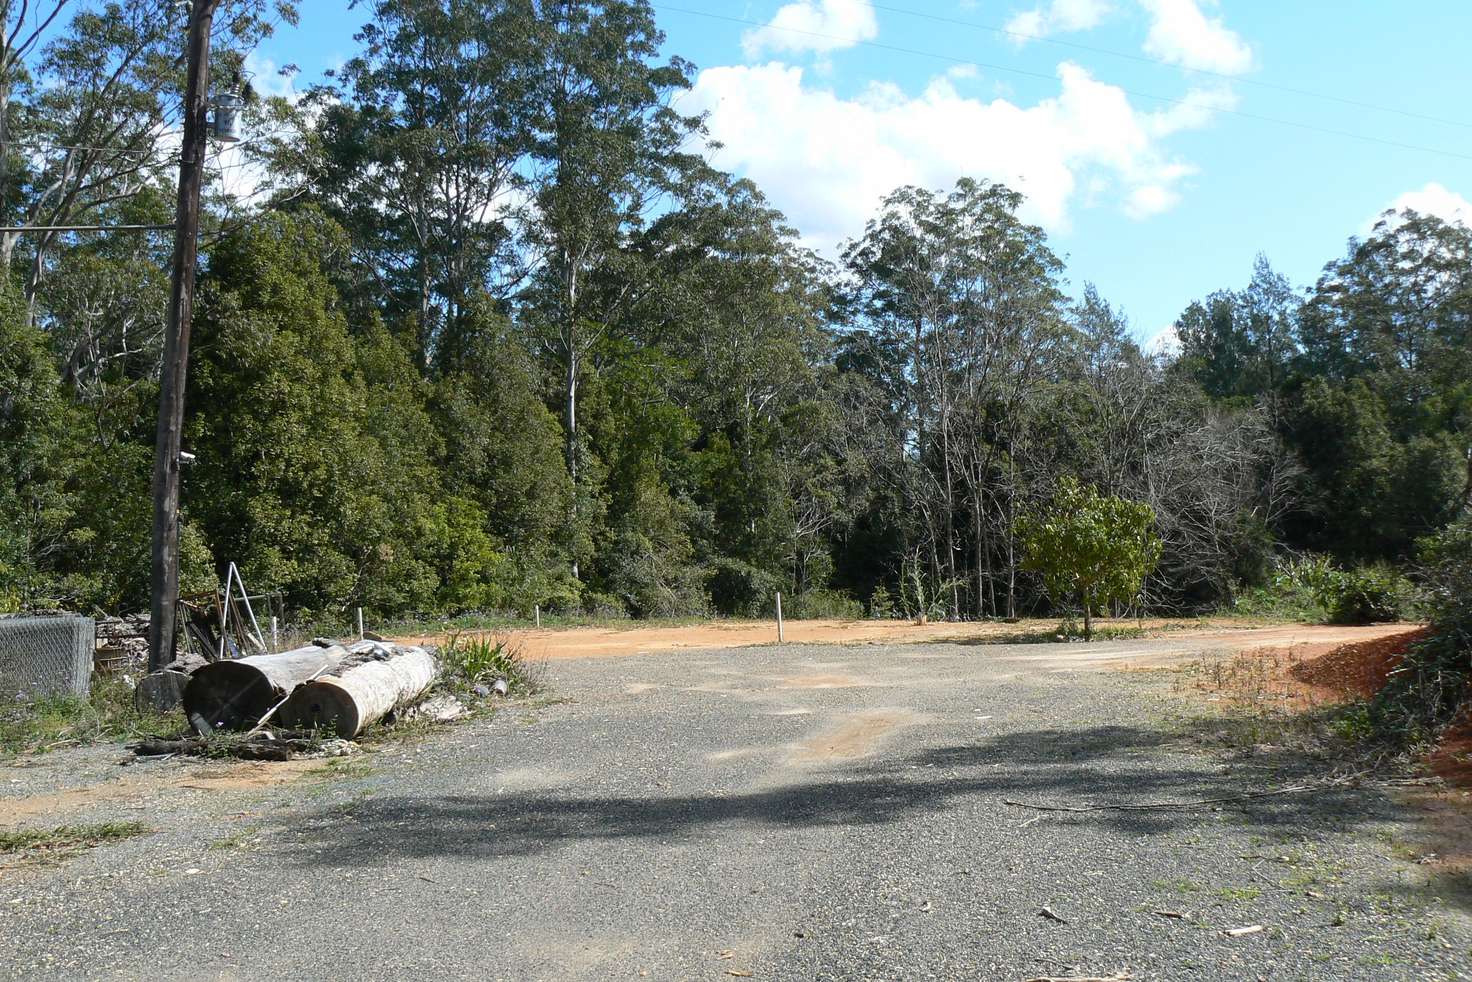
[2,0,1469,628]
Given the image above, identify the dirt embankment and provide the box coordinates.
[1288,628,1433,699]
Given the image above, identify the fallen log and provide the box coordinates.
[183,644,347,732]
[131,731,358,761]
[278,642,437,738]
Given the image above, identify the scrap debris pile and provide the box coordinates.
[131,637,470,761]
[93,615,150,674]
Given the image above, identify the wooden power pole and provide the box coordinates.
[148,0,221,671]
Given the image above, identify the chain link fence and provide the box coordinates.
[0,614,96,701]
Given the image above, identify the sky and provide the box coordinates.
[251,0,1472,345]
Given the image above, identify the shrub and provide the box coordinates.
[1369,518,1472,743]
[600,529,709,619]
[1233,554,1332,621]
[578,591,629,620]
[1322,563,1413,625]
[868,584,895,619]
[786,588,863,620]
[707,559,781,618]
[439,632,537,694]
[1234,554,1415,625]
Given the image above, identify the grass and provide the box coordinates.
[1165,647,1391,761]
[0,821,148,857]
[971,619,1211,645]
[0,676,163,758]
[1154,877,1204,895]
[438,631,541,696]
[206,827,263,852]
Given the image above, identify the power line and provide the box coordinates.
[654,4,1472,163]
[0,224,176,233]
[1,139,159,157]
[862,0,1472,132]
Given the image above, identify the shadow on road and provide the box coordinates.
[286,723,1395,872]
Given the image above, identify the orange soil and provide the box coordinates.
[396,617,1408,664]
[396,617,1171,659]
[1428,715,1472,788]
[1203,627,1472,795]
[1288,627,1432,699]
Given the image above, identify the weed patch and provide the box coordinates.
[439,632,541,695]
[0,677,163,758]
[0,821,148,857]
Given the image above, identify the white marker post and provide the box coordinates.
[356,607,364,640]
[535,604,541,629]
[270,616,279,652]
[776,592,784,644]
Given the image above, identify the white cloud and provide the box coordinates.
[742,0,879,58]
[1139,0,1254,74]
[684,62,1232,251]
[1375,182,1472,230]
[1005,0,1113,41]
[1145,323,1182,357]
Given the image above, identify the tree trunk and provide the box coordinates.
[279,642,437,738]
[972,492,985,620]
[564,252,581,581]
[183,644,348,732]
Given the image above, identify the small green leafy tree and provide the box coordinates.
[1015,478,1163,640]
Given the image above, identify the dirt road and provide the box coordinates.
[405,616,1415,663]
[2,624,1466,981]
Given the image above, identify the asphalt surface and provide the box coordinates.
[2,635,1470,981]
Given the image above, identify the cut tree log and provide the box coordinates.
[278,642,437,738]
[183,644,348,732]
[134,670,193,715]
[133,652,211,715]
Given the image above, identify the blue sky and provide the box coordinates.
[254,0,1472,344]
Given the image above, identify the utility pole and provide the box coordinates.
[148,0,221,671]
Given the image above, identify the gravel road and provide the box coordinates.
[2,633,1468,980]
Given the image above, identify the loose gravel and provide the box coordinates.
[1,637,1468,981]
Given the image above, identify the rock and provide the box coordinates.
[314,739,359,758]
[402,694,468,723]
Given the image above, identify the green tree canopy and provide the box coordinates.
[1015,478,1162,639]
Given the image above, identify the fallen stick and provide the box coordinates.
[1224,925,1264,937]
[130,735,317,761]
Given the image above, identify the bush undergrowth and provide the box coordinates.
[0,676,159,757]
[1233,554,1416,625]
[1368,518,1472,745]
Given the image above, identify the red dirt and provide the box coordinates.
[1241,627,1472,796]
[1429,714,1472,788]
[1287,627,1431,699]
